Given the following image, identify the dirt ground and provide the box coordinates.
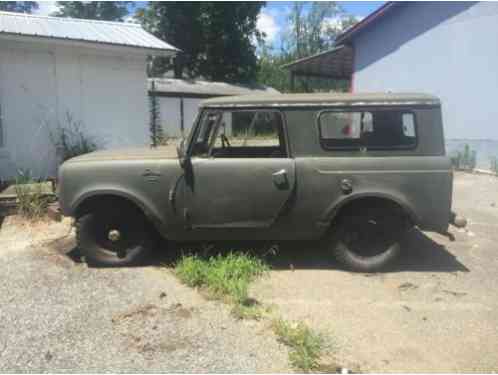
[1,171,497,372]
[253,171,498,372]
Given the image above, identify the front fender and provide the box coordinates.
[71,187,166,233]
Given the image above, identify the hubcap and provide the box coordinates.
[108,229,121,242]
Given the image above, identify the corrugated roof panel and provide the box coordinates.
[0,11,178,53]
[149,78,280,97]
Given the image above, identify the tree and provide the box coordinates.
[257,2,359,92]
[137,2,265,83]
[0,2,38,13]
[53,2,129,21]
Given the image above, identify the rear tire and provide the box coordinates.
[76,205,154,267]
[329,205,407,272]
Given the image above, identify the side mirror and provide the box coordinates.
[176,139,188,168]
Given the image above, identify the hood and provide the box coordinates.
[66,146,178,163]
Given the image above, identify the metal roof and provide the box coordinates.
[0,11,179,54]
[281,45,353,79]
[149,78,279,98]
[201,93,440,108]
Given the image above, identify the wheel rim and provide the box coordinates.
[93,216,142,259]
[343,214,398,258]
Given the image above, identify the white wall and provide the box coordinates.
[352,2,498,141]
[157,96,202,138]
[0,38,148,180]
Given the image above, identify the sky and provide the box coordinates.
[257,1,385,48]
[34,1,385,47]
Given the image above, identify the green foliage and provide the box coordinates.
[148,85,165,147]
[137,2,264,82]
[256,47,350,93]
[175,252,268,305]
[272,318,326,372]
[14,171,49,219]
[231,302,266,321]
[284,2,348,59]
[450,144,477,171]
[256,2,358,92]
[0,1,38,13]
[53,1,130,21]
[49,112,98,162]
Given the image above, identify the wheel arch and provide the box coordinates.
[322,192,420,228]
[72,189,164,234]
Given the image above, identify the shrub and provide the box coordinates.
[272,319,326,372]
[49,112,98,162]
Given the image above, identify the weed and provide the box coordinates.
[15,183,49,219]
[175,252,268,305]
[272,318,326,372]
[230,299,271,320]
[450,144,477,171]
[491,156,498,175]
[49,112,98,162]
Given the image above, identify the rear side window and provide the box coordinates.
[318,110,417,150]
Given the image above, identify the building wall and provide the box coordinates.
[157,96,202,138]
[0,38,148,180]
[353,2,498,143]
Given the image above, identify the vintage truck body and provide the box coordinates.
[58,93,458,271]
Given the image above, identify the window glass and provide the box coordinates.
[318,110,417,150]
[193,110,286,158]
[190,110,221,157]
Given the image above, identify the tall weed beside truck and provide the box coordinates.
[450,144,477,171]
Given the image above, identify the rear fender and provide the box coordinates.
[319,191,420,229]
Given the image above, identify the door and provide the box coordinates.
[185,109,295,228]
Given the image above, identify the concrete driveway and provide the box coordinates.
[252,172,498,372]
[0,172,497,372]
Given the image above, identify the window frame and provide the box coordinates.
[188,108,291,159]
[316,107,419,151]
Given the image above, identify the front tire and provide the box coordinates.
[329,205,407,272]
[76,205,154,267]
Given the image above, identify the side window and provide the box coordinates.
[190,111,221,157]
[211,110,287,158]
[318,110,417,150]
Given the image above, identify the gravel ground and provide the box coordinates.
[0,218,290,373]
[252,172,498,372]
[2,172,497,373]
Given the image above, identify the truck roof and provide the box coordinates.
[201,92,440,108]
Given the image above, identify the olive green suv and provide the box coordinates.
[58,93,464,272]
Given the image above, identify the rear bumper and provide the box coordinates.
[449,211,467,228]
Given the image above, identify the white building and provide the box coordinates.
[0,11,177,180]
[149,78,279,137]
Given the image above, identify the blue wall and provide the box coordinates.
[353,1,498,149]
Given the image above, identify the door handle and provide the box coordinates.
[272,169,288,189]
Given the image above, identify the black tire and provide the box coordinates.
[330,205,407,272]
[76,204,154,267]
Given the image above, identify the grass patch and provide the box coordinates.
[175,252,268,306]
[272,318,326,372]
